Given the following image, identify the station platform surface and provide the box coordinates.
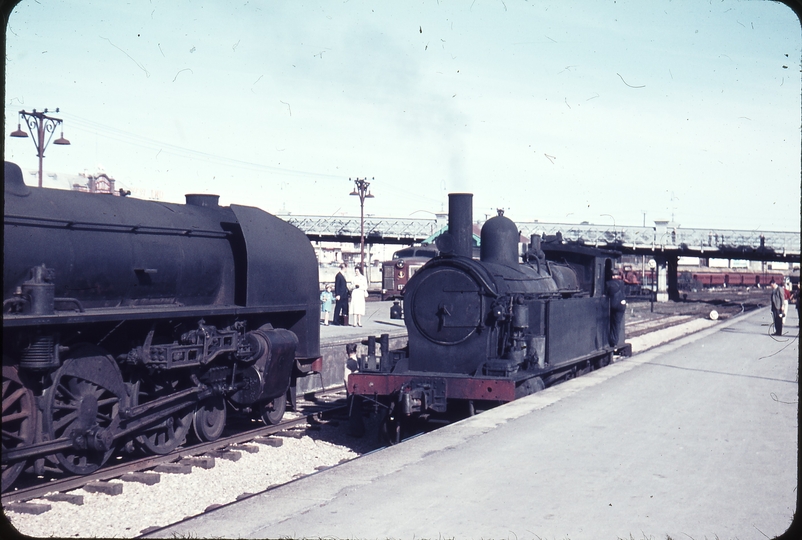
[319,300,406,342]
[300,300,407,394]
[150,307,798,540]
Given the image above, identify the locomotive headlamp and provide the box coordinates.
[396,260,406,269]
[492,303,506,320]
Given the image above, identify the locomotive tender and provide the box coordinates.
[2,161,321,491]
[348,194,630,440]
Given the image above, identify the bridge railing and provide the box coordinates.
[518,223,800,255]
[280,215,800,257]
[281,215,442,241]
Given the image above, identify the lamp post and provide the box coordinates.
[600,213,617,242]
[9,108,71,188]
[350,177,374,270]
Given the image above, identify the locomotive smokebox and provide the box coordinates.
[446,193,473,258]
[480,212,520,266]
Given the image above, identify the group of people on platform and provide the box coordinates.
[319,263,369,327]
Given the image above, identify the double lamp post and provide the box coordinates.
[350,177,374,270]
[9,108,71,187]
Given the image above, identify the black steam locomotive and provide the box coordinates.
[347,194,630,441]
[2,162,321,491]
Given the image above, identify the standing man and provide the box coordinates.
[333,263,349,326]
[770,279,785,336]
[606,268,627,347]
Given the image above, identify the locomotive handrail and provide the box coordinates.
[2,302,311,327]
[54,297,85,312]
[5,214,231,238]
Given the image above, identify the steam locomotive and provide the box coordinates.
[2,161,321,491]
[348,194,630,441]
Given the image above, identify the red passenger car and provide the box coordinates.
[380,246,439,300]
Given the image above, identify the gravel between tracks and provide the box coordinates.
[4,417,382,538]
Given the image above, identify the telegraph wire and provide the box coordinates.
[4,107,449,208]
[58,112,343,180]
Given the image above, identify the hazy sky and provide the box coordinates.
[4,0,800,231]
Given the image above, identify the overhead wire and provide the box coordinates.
[4,107,451,208]
[58,112,343,180]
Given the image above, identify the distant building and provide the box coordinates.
[19,167,163,200]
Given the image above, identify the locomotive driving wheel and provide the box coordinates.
[132,378,193,454]
[2,364,37,492]
[260,393,287,425]
[42,345,127,475]
[193,396,227,442]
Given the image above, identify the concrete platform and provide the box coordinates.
[319,300,406,342]
[150,307,798,540]
[298,301,407,394]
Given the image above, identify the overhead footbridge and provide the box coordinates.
[281,214,800,301]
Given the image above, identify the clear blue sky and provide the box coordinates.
[4,0,800,231]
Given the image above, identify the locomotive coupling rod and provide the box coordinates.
[2,437,77,463]
[4,388,206,464]
[115,395,201,440]
[120,386,202,420]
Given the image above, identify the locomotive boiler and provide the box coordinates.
[2,161,321,491]
[347,193,630,441]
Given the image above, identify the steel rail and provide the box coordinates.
[1,400,346,505]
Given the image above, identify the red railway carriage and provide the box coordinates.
[380,246,438,300]
[686,270,784,289]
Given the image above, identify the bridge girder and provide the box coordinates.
[280,215,800,264]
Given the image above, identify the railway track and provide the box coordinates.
[5,307,757,536]
[625,299,754,338]
[625,314,696,337]
[2,388,348,508]
[1,312,726,508]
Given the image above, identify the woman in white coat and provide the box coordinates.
[350,266,369,327]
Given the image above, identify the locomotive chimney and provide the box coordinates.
[4,161,31,197]
[448,193,473,258]
[185,194,220,208]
